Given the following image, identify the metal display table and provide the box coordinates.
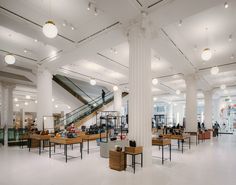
[152,138,171,164]
[49,137,83,163]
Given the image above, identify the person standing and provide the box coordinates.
[102,89,105,104]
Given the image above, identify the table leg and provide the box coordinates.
[71,144,73,150]
[65,144,68,163]
[189,137,191,149]
[49,141,51,158]
[141,153,143,167]
[39,140,41,155]
[80,142,83,159]
[54,143,56,153]
[28,138,31,152]
[162,145,164,165]
[181,139,184,154]
[178,140,180,150]
[133,155,135,174]
[169,144,171,161]
[42,140,45,150]
[87,140,89,154]
[196,135,197,145]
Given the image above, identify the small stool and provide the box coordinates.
[125,146,143,173]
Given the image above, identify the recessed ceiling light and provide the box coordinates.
[43,20,58,38]
[24,102,28,106]
[52,98,55,102]
[153,104,157,108]
[34,39,38,42]
[174,103,177,106]
[211,66,219,75]
[55,105,58,108]
[228,34,232,42]
[224,2,229,9]
[26,95,31,99]
[201,48,212,61]
[152,78,159,85]
[5,54,15,64]
[67,105,71,109]
[114,50,118,54]
[71,26,75,30]
[35,100,37,103]
[16,104,19,107]
[221,84,226,90]
[153,97,157,101]
[90,78,96,86]
[24,49,27,53]
[14,98,18,102]
[230,54,234,59]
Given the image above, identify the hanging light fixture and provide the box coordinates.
[152,78,159,85]
[43,21,58,38]
[201,48,212,61]
[5,54,16,64]
[176,89,181,95]
[220,84,226,90]
[113,85,118,91]
[224,2,229,9]
[211,66,219,75]
[90,78,96,86]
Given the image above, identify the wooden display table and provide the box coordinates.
[49,137,83,163]
[125,146,143,173]
[152,138,171,164]
[109,150,126,171]
[28,134,51,154]
[162,134,191,153]
[81,133,107,154]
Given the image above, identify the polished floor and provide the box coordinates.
[0,135,235,185]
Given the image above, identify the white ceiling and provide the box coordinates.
[0,0,235,103]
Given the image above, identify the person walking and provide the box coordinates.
[102,89,105,104]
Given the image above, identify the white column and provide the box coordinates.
[168,103,173,125]
[1,83,14,146]
[36,68,53,130]
[185,75,197,132]
[213,97,220,123]
[204,90,213,129]
[113,89,122,115]
[128,23,152,166]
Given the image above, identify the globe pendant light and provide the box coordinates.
[113,85,118,91]
[211,66,219,75]
[152,78,159,85]
[220,84,226,90]
[176,89,181,95]
[90,78,96,86]
[201,48,212,61]
[5,54,16,64]
[43,21,58,38]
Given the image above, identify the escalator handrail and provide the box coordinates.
[64,76,94,102]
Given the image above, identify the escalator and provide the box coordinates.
[55,91,114,128]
